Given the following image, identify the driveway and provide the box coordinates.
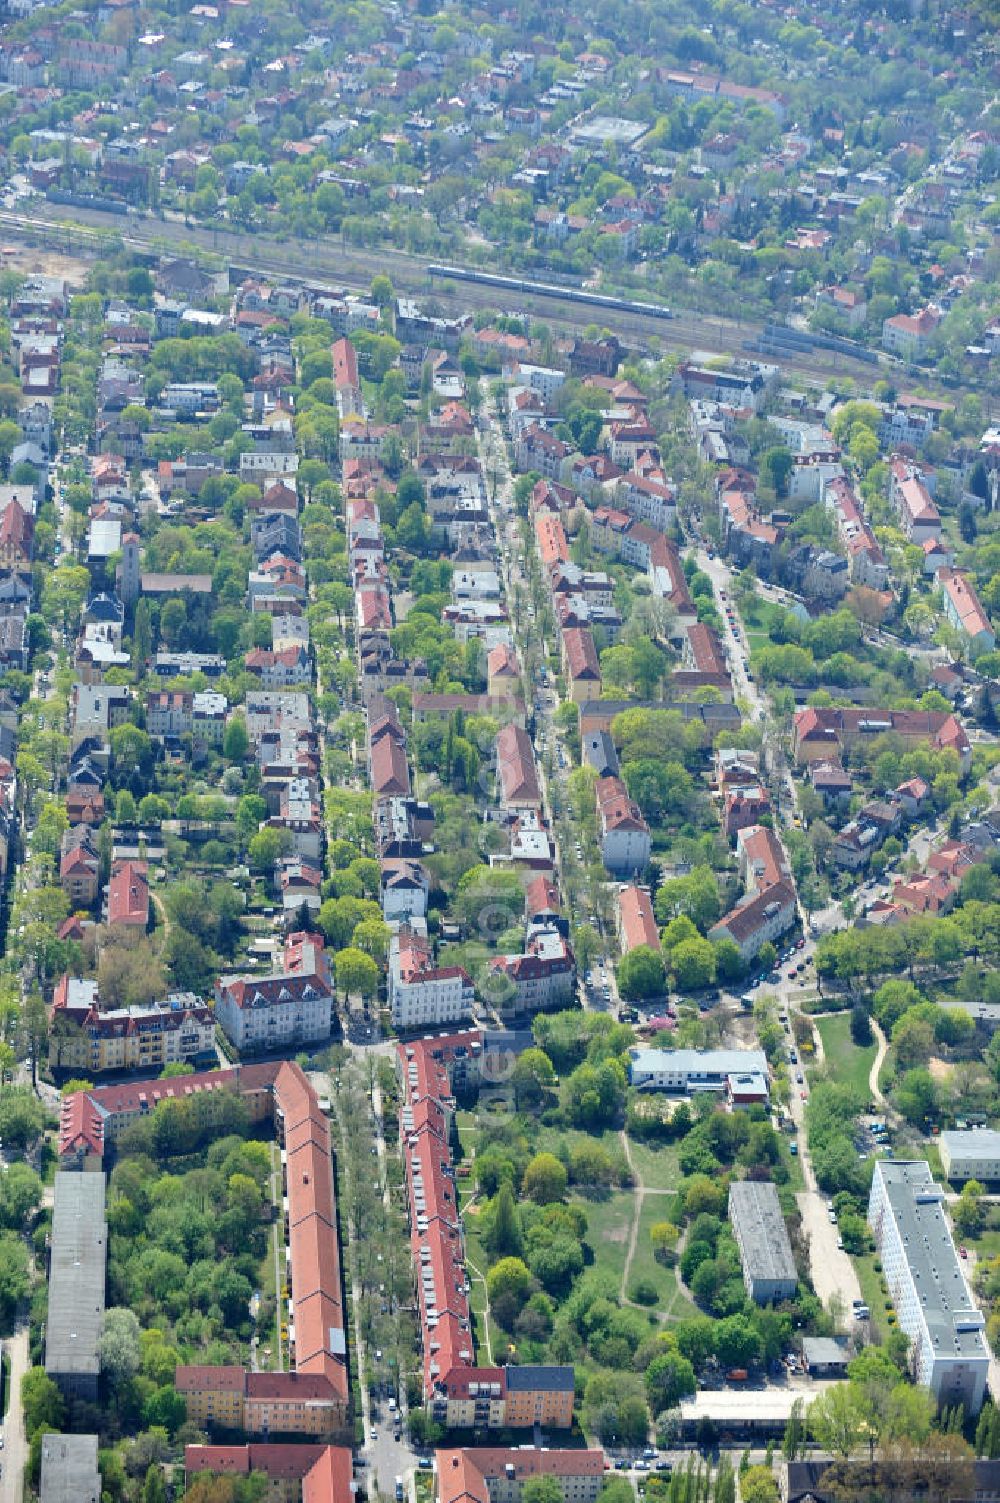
[2,1325,29,1503]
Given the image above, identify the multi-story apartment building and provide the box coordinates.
[728,1180,798,1303]
[596,776,651,875]
[939,569,996,655]
[792,706,971,775]
[398,1034,575,1431]
[437,1449,604,1503]
[868,1159,989,1414]
[214,934,333,1054]
[388,930,475,1029]
[49,976,215,1076]
[176,1062,350,1440]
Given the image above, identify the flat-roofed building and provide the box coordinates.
[629,1047,768,1097]
[868,1159,989,1414]
[940,1129,1000,1184]
[728,1179,797,1303]
[45,1172,107,1401]
[40,1434,101,1503]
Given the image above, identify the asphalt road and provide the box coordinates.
[0,203,888,386]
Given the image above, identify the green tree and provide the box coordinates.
[99,1307,142,1388]
[522,1478,564,1503]
[334,946,379,998]
[223,715,249,763]
[486,1256,533,1327]
[21,1367,64,1438]
[808,1383,865,1457]
[646,1350,696,1410]
[523,1152,568,1205]
[618,945,666,1000]
[740,1467,779,1503]
[484,1182,523,1259]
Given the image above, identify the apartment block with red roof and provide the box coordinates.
[596,775,651,875]
[105,859,149,929]
[792,706,971,775]
[398,1035,575,1431]
[436,1447,604,1503]
[560,626,601,703]
[938,569,996,655]
[617,885,660,954]
[214,934,333,1054]
[388,929,474,1029]
[889,457,941,543]
[184,1443,353,1503]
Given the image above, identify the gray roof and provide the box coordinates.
[44,1173,106,1384]
[941,1128,1000,1161]
[631,1047,769,1078]
[729,1179,797,1289]
[505,1364,575,1391]
[40,1434,100,1503]
[582,729,620,777]
[801,1336,850,1367]
[873,1160,988,1363]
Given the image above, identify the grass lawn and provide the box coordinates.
[629,1195,697,1322]
[578,1190,634,1288]
[854,1253,892,1342]
[814,1012,876,1098]
[626,1138,681,1195]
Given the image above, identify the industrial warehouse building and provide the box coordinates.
[868,1159,989,1414]
[40,1434,101,1503]
[40,1430,101,1503]
[44,1172,107,1402]
[939,1128,1000,1184]
[728,1180,798,1303]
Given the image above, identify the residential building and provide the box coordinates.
[617,885,661,954]
[215,935,334,1054]
[868,1159,988,1414]
[436,1449,604,1503]
[49,978,215,1075]
[389,930,475,1029]
[882,305,942,358]
[939,569,996,654]
[596,775,651,875]
[398,1034,574,1428]
[105,859,149,929]
[728,1180,798,1303]
[45,1172,106,1402]
[486,929,576,1016]
[496,723,541,811]
[176,1063,350,1439]
[890,458,941,542]
[792,707,970,774]
[183,1445,353,1503]
[561,626,601,703]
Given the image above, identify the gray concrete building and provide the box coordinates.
[869,1159,989,1414]
[40,1433,101,1503]
[940,1128,1000,1183]
[45,1172,107,1401]
[728,1179,798,1303]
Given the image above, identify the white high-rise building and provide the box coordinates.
[868,1160,989,1414]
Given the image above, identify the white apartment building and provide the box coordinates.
[389,932,475,1029]
[868,1160,989,1415]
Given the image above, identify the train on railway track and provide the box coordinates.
[426,263,674,321]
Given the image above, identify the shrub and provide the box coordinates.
[631,1280,658,1306]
